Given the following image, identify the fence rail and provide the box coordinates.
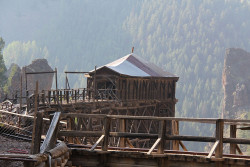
[59,113,250,158]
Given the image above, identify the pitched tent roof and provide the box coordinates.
[90,54,178,78]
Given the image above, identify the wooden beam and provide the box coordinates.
[119,119,126,147]
[236,144,243,155]
[125,138,134,148]
[102,117,111,151]
[31,81,39,154]
[230,125,236,154]
[147,138,161,155]
[215,119,224,158]
[40,112,61,153]
[179,141,188,151]
[58,131,102,137]
[207,140,219,158]
[172,120,179,150]
[90,135,105,151]
[157,120,166,154]
[30,111,43,154]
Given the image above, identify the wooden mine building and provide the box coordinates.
[87,53,179,117]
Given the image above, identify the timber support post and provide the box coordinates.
[119,118,126,147]
[172,120,179,150]
[230,125,237,154]
[102,117,111,151]
[157,120,166,154]
[215,119,224,158]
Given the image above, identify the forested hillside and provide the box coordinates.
[122,0,250,149]
[0,37,6,87]
[1,0,250,151]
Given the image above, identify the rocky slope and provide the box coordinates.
[2,59,54,101]
[222,48,250,119]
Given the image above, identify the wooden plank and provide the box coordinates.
[147,138,161,155]
[106,115,218,123]
[90,135,105,151]
[40,112,61,153]
[207,140,219,158]
[61,113,106,119]
[58,131,102,137]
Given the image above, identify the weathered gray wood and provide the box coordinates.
[157,120,166,154]
[207,140,219,158]
[172,120,179,150]
[58,131,102,137]
[48,142,68,159]
[119,119,126,147]
[90,135,105,151]
[31,81,39,154]
[31,111,43,154]
[215,119,224,158]
[147,138,161,155]
[40,112,61,153]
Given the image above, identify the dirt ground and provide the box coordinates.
[0,136,31,167]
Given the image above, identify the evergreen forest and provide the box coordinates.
[1,0,250,151]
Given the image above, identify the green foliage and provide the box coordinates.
[3,64,18,94]
[0,37,7,87]
[123,0,250,151]
[3,40,49,68]
[1,0,250,151]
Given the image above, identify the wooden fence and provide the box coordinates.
[58,114,250,158]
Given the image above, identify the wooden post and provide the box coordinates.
[172,120,179,150]
[55,68,58,93]
[42,90,45,105]
[157,120,166,154]
[102,117,111,151]
[230,125,237,154]
[94,66,97,101]
[65,74,68,89]
[30,111,43,154]
[25,67,27,96]
[215,119,224,158]
[119,118,126,147]
[67,118,73,143]
[20,75,22,113]
[31,81,39,154]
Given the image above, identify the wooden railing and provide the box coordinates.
[23,88,119,110]
[58,114,250,158]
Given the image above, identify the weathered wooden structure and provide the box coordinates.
[87,54,178,103]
